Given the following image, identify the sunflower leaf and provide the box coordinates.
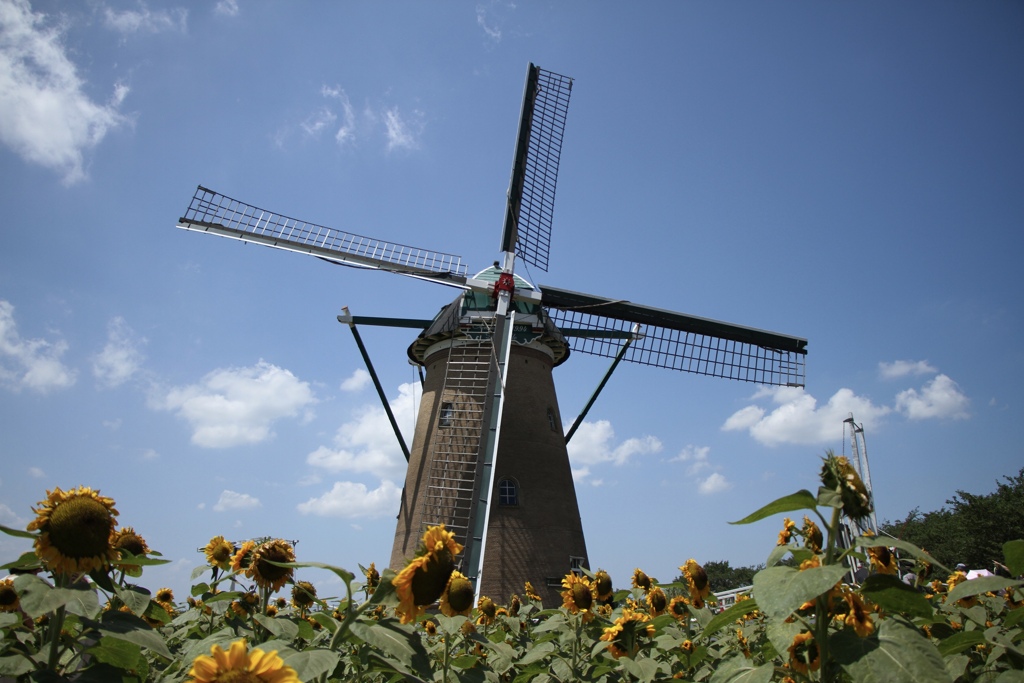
[708,656,773,683]
[699,597,760,640]
[283,649,342,682]
[0,551,40,571]
[0,524,36,540]
[854,535,952,576]
[113,583,151,616]
[947,576,1023,605]
[90,609,174,659]
[254,613,299,641]
[858,574,933,618]
[831,617,951,682]
[349,618,431,672]
[935,630,987,656]
[729,490,818,525]
[0,654,35,678]
[752,564,848,621]
[13,573,100,619]
[1004,539,1024,577]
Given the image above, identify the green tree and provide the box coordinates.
[881,467,1024,570]
[682,560,762,592]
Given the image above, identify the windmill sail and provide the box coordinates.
[178,186,468,285]
[540,285,807,388]
[500,65,573,272]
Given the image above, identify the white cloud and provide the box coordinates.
[0,300,76,393]
[672,444,731,494]
[0,0,130,183]
[340,368,371,392]
[93,317,145,388]
[476,5,502,42]
[0,502,26,528]
[152,360,316,448]
[566,420,661,484]
[878,360,937,380]
[300,106,336,137]
[306,382,418,480]
[698,472,732,495]
[297,479,400,518]
[383,106,422,151]
[213,489,261,512]
[671,444,711,476]
[141,448,159,460]
[722,386,890,447]
[321,86,356,145]
[28,467,45,478]
[214,0,239,17]
[102,3,188,34]
[895,374,970,420]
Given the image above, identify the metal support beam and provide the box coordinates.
[338,308,411,462]
[565,324,640,444]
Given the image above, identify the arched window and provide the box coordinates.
[498,478,519,506]
[439,402,454,427]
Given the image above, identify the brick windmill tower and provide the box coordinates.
[175,64,808,605]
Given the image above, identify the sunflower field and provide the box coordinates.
[2,453,1023,682]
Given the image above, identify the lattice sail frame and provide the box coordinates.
[542,286,807,387]
[178,186,468,283]
[502,66,573,272]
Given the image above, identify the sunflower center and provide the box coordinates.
[411,549,453,605]
[211,670,263,683]
[47,495,115,560]
[116,534,146,556]
[255,546,292,582]
[571,583,593,611]
[447,576,474,613]
[0,585,18,609]
[212,545,232,563]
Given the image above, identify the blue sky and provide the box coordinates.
[2,0,1022,600]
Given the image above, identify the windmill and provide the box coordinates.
[175,63,808,605]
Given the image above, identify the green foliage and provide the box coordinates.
[881,468,1024,570]
[2,460,1023,681]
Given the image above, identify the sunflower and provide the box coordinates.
[600,608,655,659]
[820,452,872,520]
[439,571,474,617]
[232,540,256,575]
[291,581,317,611]
[248,540,295,593]
[477,595,497,625]
[392,524,462,624]
[424,619,438,636]
[364,562,380,594]
[28,486,119,576]
[561,573,596,621]
[508,594,521,616]
[204,536,235,570]
[646,586,668,616]
[788,631,820,675]
[0,577,19,613]
[842,591,874,637]
[801,516,823,553]
[187,639,300,683]
[524,581,542,602]
[112,526,151,577]
[681,559,710,609]
[668,595,690,623]
[594,569,613,602]
[631,568,652,593]
[867,546,897,575]
[777,517,797,546]
[156,587,174,604]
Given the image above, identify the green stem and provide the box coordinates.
[46,583,67,672]
[815,504,844,682]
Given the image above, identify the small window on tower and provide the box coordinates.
[569,556,586,576]
[439,402,454,427]
[547,407,557,431]
[498,478,519,506]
